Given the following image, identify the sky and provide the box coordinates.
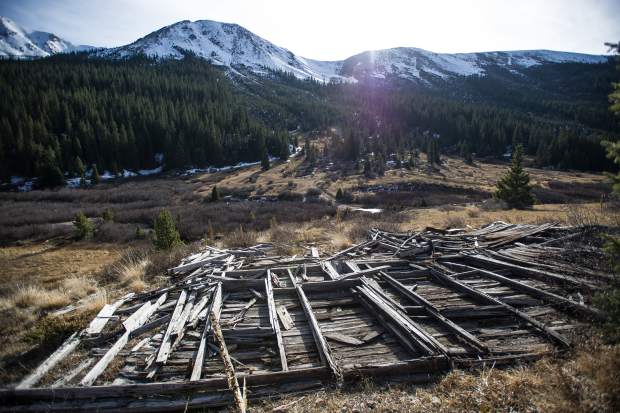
[1,0,619,60]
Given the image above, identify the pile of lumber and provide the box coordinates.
[1,222,610,412]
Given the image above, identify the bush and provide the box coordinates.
[102,208,114,222]
[277,190,303,202]
[73,211,94,239]
[153,209,183,250]
[306,188,321,198]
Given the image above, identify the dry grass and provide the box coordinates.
[222,225,260,248]
[255,338,620,413]
[109,251,150,293]
[9,285,72,310]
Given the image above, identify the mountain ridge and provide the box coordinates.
[0,15,610,84]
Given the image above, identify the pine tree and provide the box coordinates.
[92,164,100,184]
[102,208,114,222]
[261,148,270,170]
[74,156,85,177]
[494,144,534,208]
[74,211,94,239]
[336,188,344,201]
[279,138,290,160]
[211,185,220,202]
[153,209,183,250]
[38,160,65,188]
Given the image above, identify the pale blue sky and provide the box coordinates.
[1,0,619,60]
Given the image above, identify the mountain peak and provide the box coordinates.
[0,15,93,58]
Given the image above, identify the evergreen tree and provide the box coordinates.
[336,188,344,201]
[494,144,534,208]
[261,148,270,170]
[211,185,220,202]
[38,161,65,188]
[153,209,183,250]
[92,164,100,184]
[363,156,373,178]
[102,208,114,222]
[74,211,94,239]
[74,156,85,177]
[279,137,290,160]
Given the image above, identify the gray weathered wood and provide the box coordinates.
[265,277,288,371]
[191,283,223,381]
[429,268,571,348]
[295,285,342,382]
[276,305,294,330]
[379,272,489,353]
[16,332,81,389]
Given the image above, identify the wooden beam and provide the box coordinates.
[81,294,167,386]
[265,277,288,371]
[85,293,135,336]
[338,265,391,280]
[429,268,571,348]
[449,263,604,320]
[191,283,223,381]
[463,254,596,291]
[379,272,489,353]
[155,290,187,364]
[321,261,340,280]
[210,311,246,413]
[16,332,81,389]
[295,285,341,382]
[353,280,447,356]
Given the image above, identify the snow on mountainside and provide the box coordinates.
[100,19,353,83]
[340,48,609,82]
[0,16,92,58]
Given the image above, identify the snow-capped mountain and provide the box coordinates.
[99,19,353,83]
[0,16,92,58]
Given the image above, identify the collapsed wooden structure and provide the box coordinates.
[1,222,609,412]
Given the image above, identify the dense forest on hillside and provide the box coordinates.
[318,60,619,171]
[0,54,618,185]
[0,54,291,181]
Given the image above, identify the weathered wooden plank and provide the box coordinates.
[379,272,489,353]
[210,311,246,413]
[463,254,596,291]
[321,261,340,280]
[82,294,167,386]
[85,293,135,335]
[155,290,188,364]
[456,265,604,320]
[338,265,391,280]
[429,268,571,348]
[276,305,294,330]
[324,332,364,346]
[295,285,342,382]
[265,277,288,371]
[191,283,223,381]
[353,281,447,356]
[16,332,81,389]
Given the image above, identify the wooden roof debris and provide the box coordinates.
[1,222,610,412]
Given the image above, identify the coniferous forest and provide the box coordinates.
[0,53,618,185]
